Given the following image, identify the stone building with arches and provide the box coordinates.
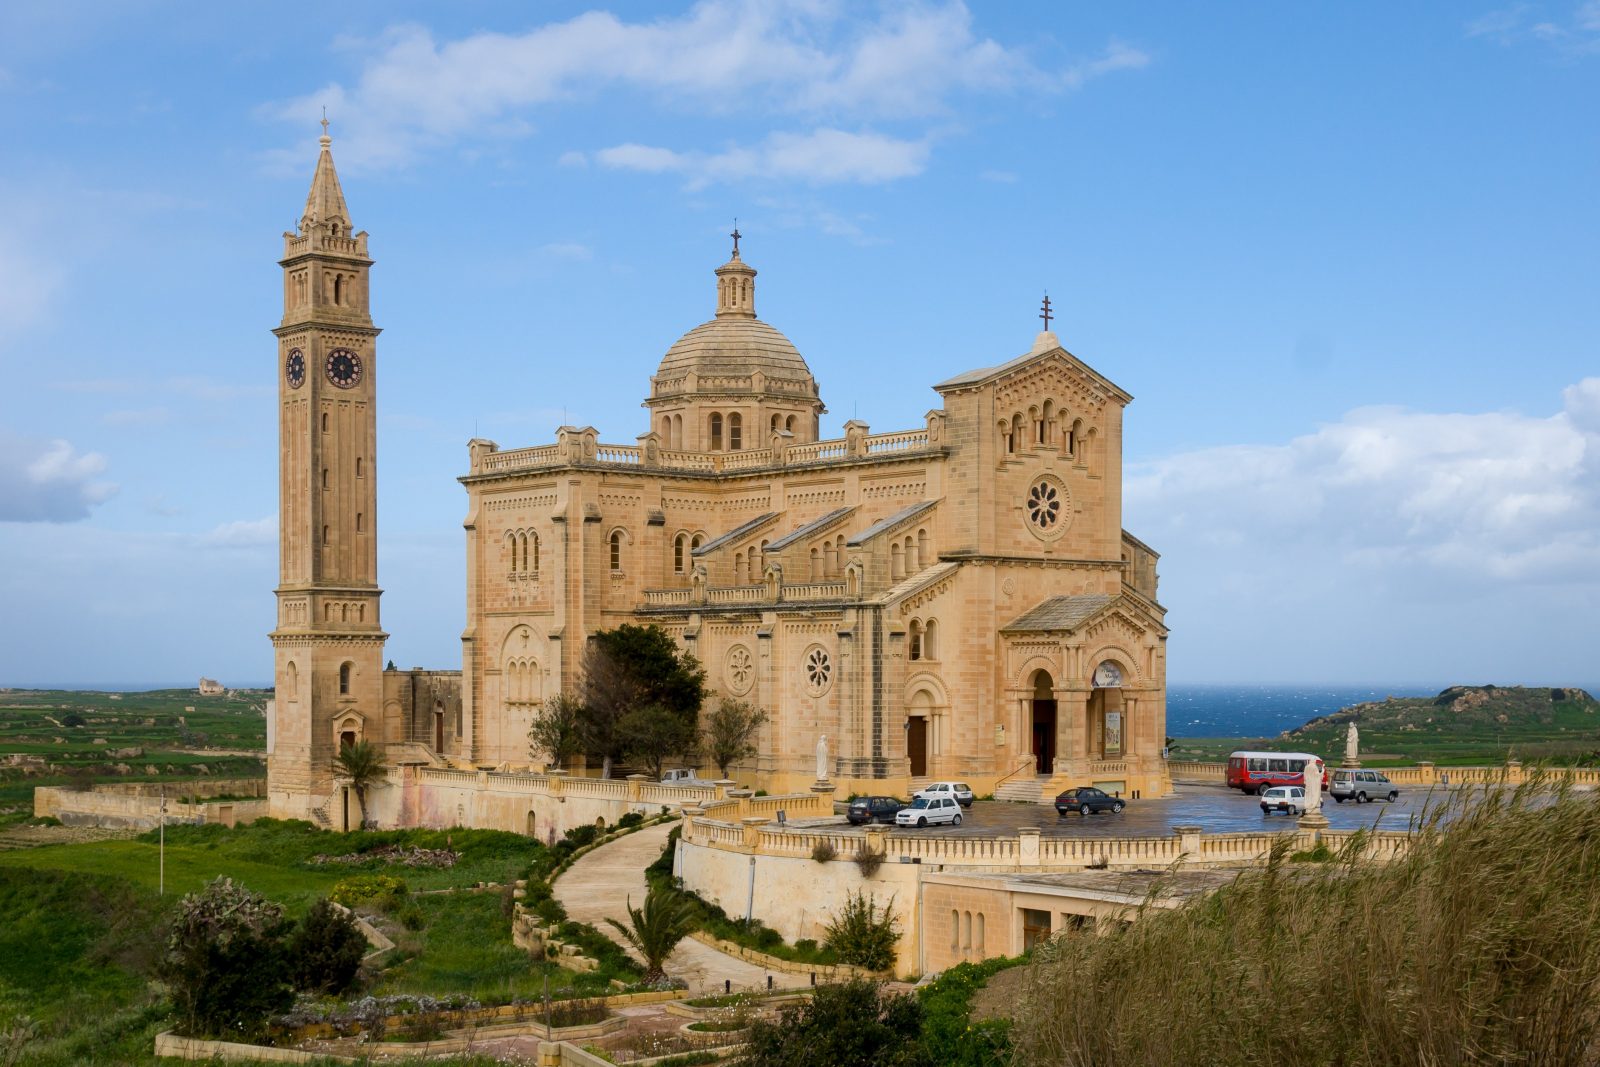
[268,131,1170,818]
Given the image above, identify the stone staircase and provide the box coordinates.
[994,775,1050,804]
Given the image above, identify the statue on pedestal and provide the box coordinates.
[1345,722,1360,766]
[816,734,829,782]
[1302,756,1323,813]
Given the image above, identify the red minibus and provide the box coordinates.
[1226,751,1327,795]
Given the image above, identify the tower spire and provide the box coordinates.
[301,116,351,235]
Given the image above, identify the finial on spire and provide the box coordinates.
[320,108,331,148]
[1039,293,1053,333]
[730,218,742,259]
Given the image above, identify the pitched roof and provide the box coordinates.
[691,512,779,557]
[764,507,856,551]
[1000,594,1115,633]
[846,501,938,547]
[934,345,1132,403]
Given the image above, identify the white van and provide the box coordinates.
[1330,768,1398,804]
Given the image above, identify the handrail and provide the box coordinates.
[992,754,1038,791]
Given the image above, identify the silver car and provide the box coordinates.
[1330,768,1399,803]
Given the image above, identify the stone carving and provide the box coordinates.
[816,734,829,782]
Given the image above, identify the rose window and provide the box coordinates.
[726,645,754,695]
[803,646,832,695]
[1027,480,1061,529]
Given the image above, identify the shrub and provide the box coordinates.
[329,873,407,909]
[853,843,885,877]
[810,839,837,864]
[287,898,367,995]
[738,979,926,1066]
[822,891,899,971]
[917,957,1019,1067]
[563,824,600,849]
[618,811,644,829]
[160,877,295,1039]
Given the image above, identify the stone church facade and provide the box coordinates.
[268,131,1170,820]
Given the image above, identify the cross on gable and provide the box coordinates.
[1039,294,1053,332]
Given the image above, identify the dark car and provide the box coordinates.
[846,795,906,825]
[1055,786,1125,817]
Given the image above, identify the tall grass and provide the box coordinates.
[1012,778,1600,1066]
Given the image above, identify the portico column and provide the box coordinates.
[1057,688,1088,765]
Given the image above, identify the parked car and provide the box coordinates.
[914,781,975,808]
[1330,768,1399,804]
[658,768,709,785]
[895,795,964,827]
[1054,786,1125,817]
[846,795,906,825]
[1259,785,1311,816]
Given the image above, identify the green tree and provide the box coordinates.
[604,885,698,986]
[287,898,367,995]
[529,692,588,770]
[619,703,700,780]
[334,740,385,829]
[822,891,901,971]
[738,979,929,1067]
[703,697,769,779]
[582,624,706,777]
[160,877,295,1039]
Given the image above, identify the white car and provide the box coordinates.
[895,795,964,827]
[1259,785,1312,816]
[913,781,975,808]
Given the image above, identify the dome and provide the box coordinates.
[656,317,812,381]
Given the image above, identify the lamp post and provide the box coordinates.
[158,785,167,896]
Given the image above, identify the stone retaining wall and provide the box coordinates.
[35,781,268,830]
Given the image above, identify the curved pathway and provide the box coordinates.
[553,820,806,995]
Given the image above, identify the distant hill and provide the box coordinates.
[1285,685,1600,739]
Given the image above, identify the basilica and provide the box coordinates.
[266,129,1171,822]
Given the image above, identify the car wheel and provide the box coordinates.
[952,814,962,826]
[917,816,928,828]
[1079,805,1092,817]
[1357,792,1368,804]
[1388,792,1398,802]
[1111,802,1124,813]
[1257,785,1271,797]
[1334,796,1344,804]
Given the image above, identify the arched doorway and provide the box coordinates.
[1087,660,1126,758]
[1030,670,1057,775]
[433,709,445,752]
[907,689,935,777]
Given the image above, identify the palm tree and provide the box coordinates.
[333,740,385,829]
[605,886,699,985]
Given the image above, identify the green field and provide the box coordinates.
[0,687,267,824]
[1170,686,1600,766]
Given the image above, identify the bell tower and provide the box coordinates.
[268,120,387,821]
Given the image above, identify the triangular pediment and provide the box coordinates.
[1001,593,1166,638]
[935,344,1132,407]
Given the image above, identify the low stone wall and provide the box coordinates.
[153,1032,338,1063]
[1168,758,1600,788]
[35,781,268,830]
[686,930,884,982]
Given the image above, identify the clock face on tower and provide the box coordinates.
[284,349,305,389]
[325,348,363,389]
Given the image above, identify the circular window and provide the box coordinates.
[1024,476,1071,540]
[803,645,832,696]
[726,645,754,696]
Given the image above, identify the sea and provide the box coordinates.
[1166,684,1441,739]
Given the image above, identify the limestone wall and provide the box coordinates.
[35,780,268,830]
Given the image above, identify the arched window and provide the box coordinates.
[771,414,781,434]
[673,414,683,448]
[321,412,329,432]
[809,546,820,580]
[284,661,298,702]
[729,413,743,451]
[1069,418,1082,458]
[785,415,796,434]
[356,512,364,532]
[962,911,972,952]
[338,662,351,695]
[917,528,929,567]
[951,910,960,951]
[529,533,540,575]
[976,912,985,953]
[904,534,917,571]
[674,533,687,574]
[908,619,923,661]
[710,413,723,451]
[322,524,330,546]
[924,618,939,660]
[321,468,329,490]
[1040,400,1053,445]
[1010,414,1024,453]
[609,531,623,572]
[890,542,904,580]
[332,274,344,306]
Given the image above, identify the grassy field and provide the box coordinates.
[0,687,267,824]
[1170,686,1600,766]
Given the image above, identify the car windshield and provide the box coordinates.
[909,798,932,809]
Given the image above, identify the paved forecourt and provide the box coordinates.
[553,819,809,995]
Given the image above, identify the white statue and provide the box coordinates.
[816,734,829,782]
[1301,757,1323,813]
[1345,723,1359,764]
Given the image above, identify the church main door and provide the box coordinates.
[1030,670,1057,775]
[907,717,928,777]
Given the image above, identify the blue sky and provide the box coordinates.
[0,2,1596,688]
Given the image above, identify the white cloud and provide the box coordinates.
[0,433,117,522]
[556,150,588,168]
[597,128,930,187]
[199,516,276,549]
[267,3,1148,174]
[537,242,593,261]
[1466,4,1600,52]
